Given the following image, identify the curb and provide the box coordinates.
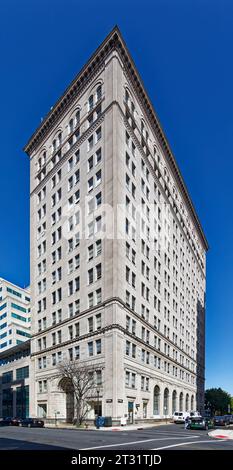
[45,424,163,432]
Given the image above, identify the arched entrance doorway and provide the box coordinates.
[163,388,169,416]
[179,392,183,412]
[172,390,177,414]
[153,385,160,415]
[58,378,74,423]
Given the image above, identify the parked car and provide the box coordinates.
[188,417,214,430]
[226,415,233,424]
[223,415,233,424]
[11,417,23,426]
[0,417,13,426]
[20,418,44,428]
[213,415,230,426]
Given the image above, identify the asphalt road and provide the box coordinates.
[0,424,232,450]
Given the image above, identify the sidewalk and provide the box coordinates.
[209,429,233,440]
[46,421,172,432]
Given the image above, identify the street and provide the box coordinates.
[0,424,232,450]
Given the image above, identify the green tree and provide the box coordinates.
[230,396,233,413]
[205,388,231,415]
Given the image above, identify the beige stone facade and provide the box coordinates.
[24,27,208,423]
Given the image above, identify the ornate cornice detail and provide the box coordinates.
[24,33,117,155]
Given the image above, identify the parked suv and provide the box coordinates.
[213,415,230,426]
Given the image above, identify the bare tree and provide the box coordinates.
[56,361,98,426]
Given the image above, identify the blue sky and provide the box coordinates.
[0,0,232,394]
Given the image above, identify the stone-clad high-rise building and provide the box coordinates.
[24,27,208,422]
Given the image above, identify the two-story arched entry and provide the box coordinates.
[191,394,194,411]
[58,378,74,423]
[179,392,184,412]
[163,388,169,416]
[172,390,177,414]
[153,385,160,415]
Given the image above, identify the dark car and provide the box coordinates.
[223,415,233,424]
[188,417,214,430]
[11,417,23,426]
[20,418,44,428]
[213,415,230,426]
[0,417,13,426]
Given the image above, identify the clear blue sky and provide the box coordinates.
[0,0,232,394]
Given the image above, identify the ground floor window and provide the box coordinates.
[16,385,29,418]
[153,385,160,415]
[2,388,13,417]
[163,388,169,415]
[143,402,148,418]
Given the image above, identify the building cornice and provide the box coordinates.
[24,25,208,251]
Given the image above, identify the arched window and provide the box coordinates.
[88,94,94,111]
[37,157,42,171]
[75,110,80,126]
[179,392,183,412]
[96,85,102,101]
[52,138,57,153]
[125,89,130,105]
[185,394,189,412]
[163,388,169,415]
[69,118,74,134]
[153,385,160,415]
[172,390,177,414]
[58,132,62,147]
[191,395,194,411]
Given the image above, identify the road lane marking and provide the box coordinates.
[80,436,199,450]
[151,439,228,450]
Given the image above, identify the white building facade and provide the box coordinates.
[0,278,31,352]
[24,27,208,423]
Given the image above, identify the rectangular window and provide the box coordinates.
[88,342,93,356]
[96,339,101,354]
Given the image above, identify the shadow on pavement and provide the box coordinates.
[0,437,66,450]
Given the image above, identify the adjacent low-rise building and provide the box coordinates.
[0,340,30,418]
[0,278,31,352]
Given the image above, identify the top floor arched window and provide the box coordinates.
[88,83,103,112]
[96,84,102,102]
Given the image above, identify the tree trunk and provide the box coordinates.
[76,403,81,427]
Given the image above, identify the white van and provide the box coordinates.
[173,411,201,423]
[173,412,190,423]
